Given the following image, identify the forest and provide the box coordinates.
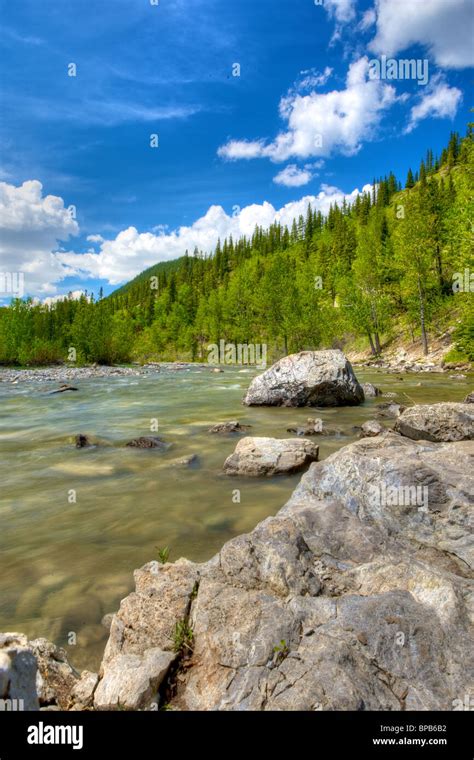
[0,129,472,367]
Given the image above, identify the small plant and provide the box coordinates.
[173,619,194,654]
[156,546,170,564]
[273,639,290,665]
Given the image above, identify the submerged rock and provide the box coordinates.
[75,434,92,448]
[287,417,324,436]
[208,421,252,434]
[243,350,364,407]
[395,402,474,442]
[49,384,78,395]
[168,454,199,467]
[125,437,170,450]
[223,437,319,476]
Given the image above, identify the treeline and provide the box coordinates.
[0,130,473,366]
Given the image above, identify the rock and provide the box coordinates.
[125,437,171,450]
[49,384,78,394]
[449,374,467,380]
[94,649,175,710]
[70,671,99,708]
[360,420,384,437]
[75,434,91,448]
[287,418,324,436]
[97,433,473,711]
[376,402,405,419]
[362,382,382,397]
[168,454,199,467]
[0,633,79,710]
[211,368,224,373]
[464,392,474,404]
[223,437,319,477]
[101,614,114,631]
[395,402,474,442]
[208,421,252,434]
[0,633,39,710]
[243,350,364,407]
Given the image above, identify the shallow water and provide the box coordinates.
[0,365,470,671]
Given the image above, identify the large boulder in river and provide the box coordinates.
[95,432,473,711]
[223,437,319,476]
[243,350,364,407]
[395,402,474,442]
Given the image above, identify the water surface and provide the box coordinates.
[0,365,470,670]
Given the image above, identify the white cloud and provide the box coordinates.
[35,290,87,307]
[218,57,398,163]
[1,178,373,295]
[86,234,104,244]
[0,180,79,296]
[296,67,333,91]
[324,0,357,23]
[405,76,463,133]
[57,183,373,286]
[370,0,474,69]
[359,9,376,31]
[273,165,314,187]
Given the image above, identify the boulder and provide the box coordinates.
[360,420,384,437]
[208,421,252,434]
[395,402,474,442]
[96,432,473,711]
[223,437,319,476]
[243,350,364,407]
[376,402,405,419]
[94,649,175,710]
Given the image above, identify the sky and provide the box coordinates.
[0,0,473,302]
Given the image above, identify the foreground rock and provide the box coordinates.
[208,421,251,434]
[243,350,364,407]
[223,437,319,477]
[94,432,473,711]
[395,402,474,442]
[0,633,88,710]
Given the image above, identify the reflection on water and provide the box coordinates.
[0,365,470,670]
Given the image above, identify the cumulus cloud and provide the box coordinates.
[58,183,373,286]
[1,178,373,295]
[405,76,463,133]
[218,57,398,163]
[0,180,79,296]
[273,165,314,187]
[370,0,474,69]
[35,290,87,307]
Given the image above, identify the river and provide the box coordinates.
[0,365,470,671]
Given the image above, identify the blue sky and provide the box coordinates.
[0,0,472,301]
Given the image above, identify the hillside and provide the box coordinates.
[0,129,473,367]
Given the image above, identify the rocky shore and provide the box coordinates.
[1,351,473,711]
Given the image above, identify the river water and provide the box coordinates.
[0,365,470,671]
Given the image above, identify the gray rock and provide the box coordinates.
[223,437,319,476]
[94,649,175,710]
[168,454,199,467]
[243,350,364,407]
[464,392,474,404]
[360,420,384,437]
[376,402,405,419]
[0,633,39,710]
[362,382,382,397]
[95,432,473,712]
[208,421,252,434]
[395,402,474,442]
[70,671,99,708]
